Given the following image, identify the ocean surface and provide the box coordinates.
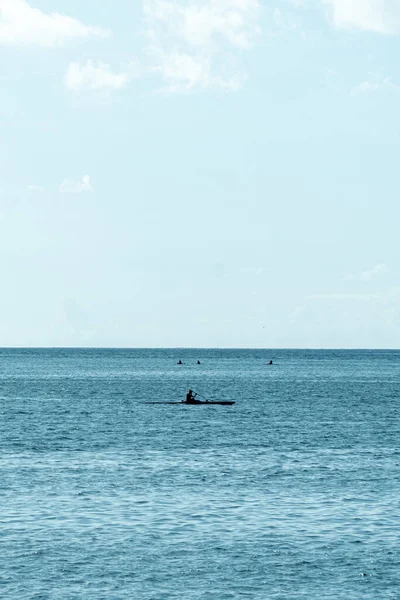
[1,348,399,599]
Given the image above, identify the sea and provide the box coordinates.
[1,348,399,600]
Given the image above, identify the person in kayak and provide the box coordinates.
[186,389,198,403]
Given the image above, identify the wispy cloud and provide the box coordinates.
[59,175,93,194]
[240,267,264,275]
[0,0,110,46]
[27,184,45,193]
[346,263,389,282]
[65,61,130,92]
[143,0,260,91]
[151,51,243,91]
[351,76,400,95]
[273,6,302,34]
[322,0,400,34]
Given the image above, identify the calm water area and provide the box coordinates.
[1,348,399,599]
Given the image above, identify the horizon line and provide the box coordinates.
[0,346,398,351]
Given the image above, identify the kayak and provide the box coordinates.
[145,401,235,406]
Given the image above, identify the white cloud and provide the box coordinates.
[27,184,45,192]
[360,263,388,282]
[0,0,109,46]
[144,0,260,91]
[145,0,260,49]
[273,7,300,32]
[59,175,93,194]
[351,76,400,95]
[352,80,384,94]
[152,51,243,90]
[322,0,400,34]
[65,61,129,92]
[346,263,389,282]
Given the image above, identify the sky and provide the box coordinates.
[1,0,400,348]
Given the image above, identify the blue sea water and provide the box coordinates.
[1,348,399,600]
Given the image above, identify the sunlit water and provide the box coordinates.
[1,348,399,599]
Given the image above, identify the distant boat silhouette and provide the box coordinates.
[145,400,235,406]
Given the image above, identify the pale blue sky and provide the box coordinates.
[1,0,399,348]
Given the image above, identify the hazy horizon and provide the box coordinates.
[0,346,398,351]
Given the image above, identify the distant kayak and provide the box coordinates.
[145,401,235,406]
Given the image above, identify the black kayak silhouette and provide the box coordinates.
[145,400,235,406]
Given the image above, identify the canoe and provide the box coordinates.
[145,401,235,406]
